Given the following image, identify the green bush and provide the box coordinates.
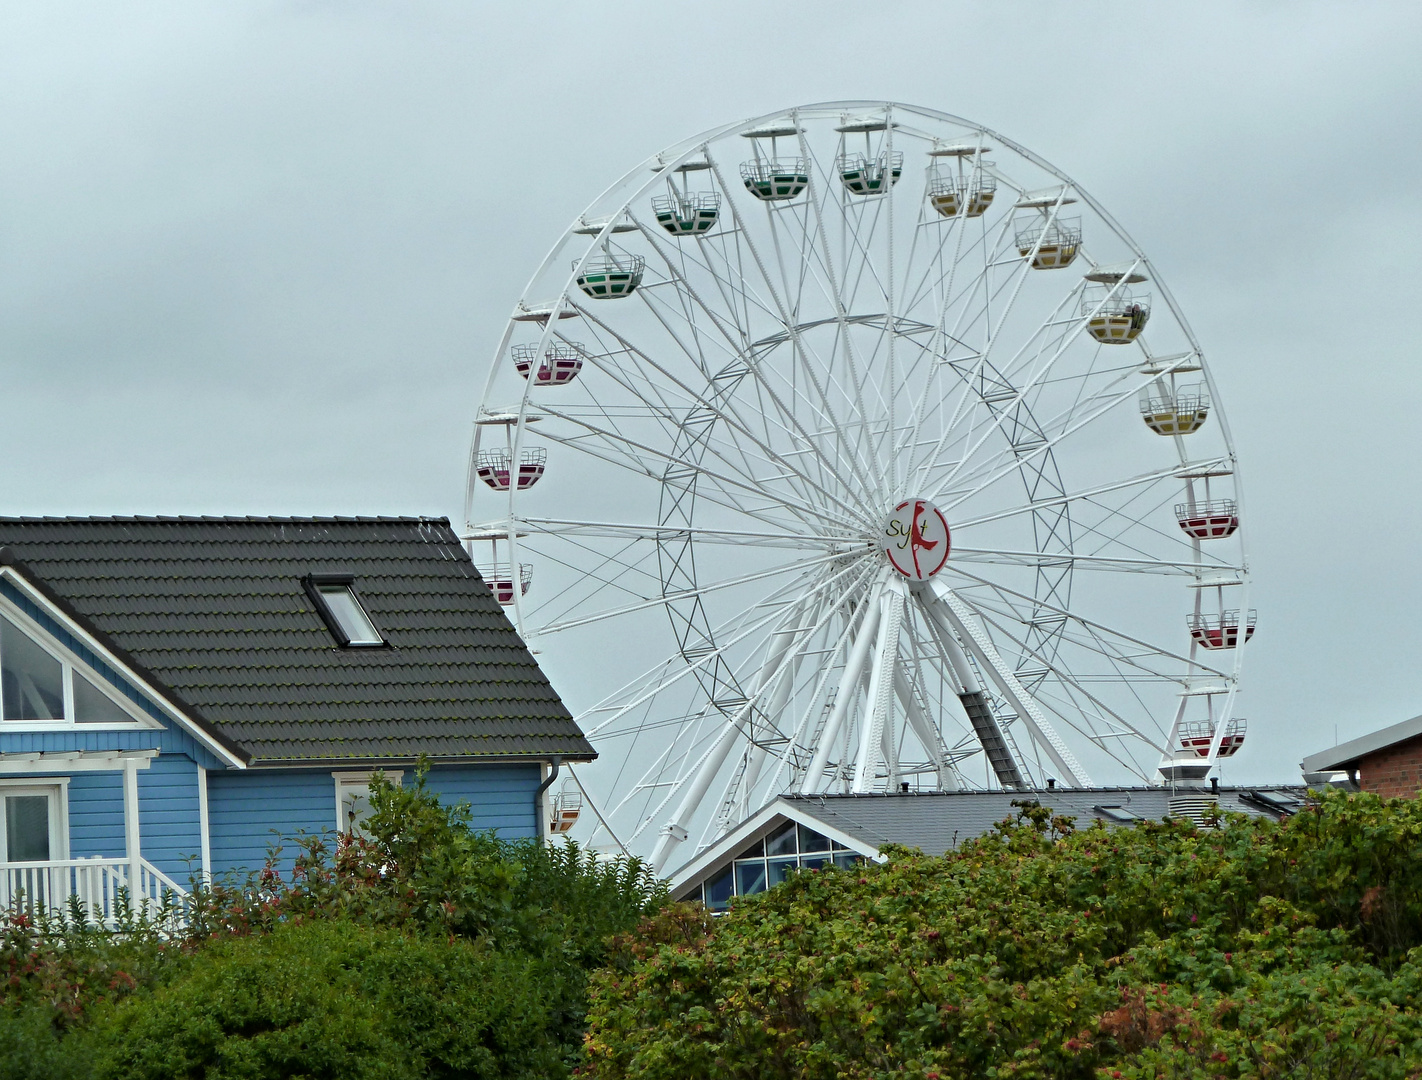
[583,791,1422,1080]
[86,920,559,1080]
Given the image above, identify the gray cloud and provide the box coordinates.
[2,0,1420,787]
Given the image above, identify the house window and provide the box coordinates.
[700,820,861,910]
[0,616,64,721]
[305,576,385,647]
[0,612,139,727]
[0,784,64,864]
[333,771,402,837]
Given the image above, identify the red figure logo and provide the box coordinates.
[881,499,951,580]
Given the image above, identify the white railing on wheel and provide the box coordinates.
[0,857,190,927]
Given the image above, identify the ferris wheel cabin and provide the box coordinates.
[739,121,810,201]
[511,342,584,385]
[1187,609,1256,649]
[926,140,996,217]
[653,193,720,235]
[740,159,810,200]
[1141,385,1210,436]
[1176,499,1240,539]
[1015,219,1082,269]
[838,152,903,195]
[476,448,546,492]
[482,563,532,605]
[575,255,644,299]
[1178,719,1246,758]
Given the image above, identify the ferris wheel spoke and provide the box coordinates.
[950,458,1229,532]
[578,552,874,740]
[948,547,1202,575]
[510,517,864,549]
[944,563,1234,681]
[627,242,889,522]
[535,547,853,638]
[790,134,891,496]
[963,600,1171,776]
[694,157,894,506]
[931,367,1169,510]
[535,404,863,534]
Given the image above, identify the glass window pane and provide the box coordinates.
[73,673,134,724]
[704,867,733,911]
[767,856,799,887]
[6,796,50,861]
[0,617,64,721]
[338,781,375,838]
[766,820,797,856]
[798,825,832,852]
[317,585,382,645]
[801,855,830,871]
[734,837,765,860]
[833,852,862,869]
[735,859,767,896]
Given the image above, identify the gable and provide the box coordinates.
[0,517,593,766]
[0,571,237,771]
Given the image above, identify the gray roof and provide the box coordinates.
[1301,713,1422,773]
[669,785,1310,894]
[782,786,1306,857]
[0,516,593,766]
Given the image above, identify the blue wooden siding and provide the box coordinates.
[206,764,541,877]
[419,763,539,839]
[67,772,125,860]
[207,769,336,878]
[138,755,202,884]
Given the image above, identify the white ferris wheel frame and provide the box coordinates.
[464,101,1249,874]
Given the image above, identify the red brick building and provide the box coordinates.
[1302,715,1422,797]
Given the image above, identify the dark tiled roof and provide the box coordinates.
[0,516,593,766]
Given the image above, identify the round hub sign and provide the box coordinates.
[881,499,951,580]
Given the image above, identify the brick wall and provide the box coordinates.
[1358,735,1422,798]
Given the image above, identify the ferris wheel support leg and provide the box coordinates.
[915,595,1027,789]
[802,583,884,794]
[921,581,1092,789]
[853,585,905,794]
[649,719,742,875]
[893,668,958,791]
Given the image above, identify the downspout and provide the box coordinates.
[534,756,561,840]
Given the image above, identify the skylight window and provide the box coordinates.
[304,576,385,647]
[1094,805,1142,824]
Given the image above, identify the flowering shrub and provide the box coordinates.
[584,791,1422,1080]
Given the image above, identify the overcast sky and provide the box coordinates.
[2,2,1419,784]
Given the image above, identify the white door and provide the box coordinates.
[0,786,62,909]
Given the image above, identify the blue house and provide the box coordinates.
[0,516,594,918]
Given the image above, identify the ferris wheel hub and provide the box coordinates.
[880,499,952,581]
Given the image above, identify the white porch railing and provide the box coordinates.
[0,857,191,928]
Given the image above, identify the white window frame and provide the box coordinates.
[0,778,69,864]
[332,770,403,835]
[0,600,153,732]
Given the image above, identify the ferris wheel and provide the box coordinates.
[464,101,1250,875]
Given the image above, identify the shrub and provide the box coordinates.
[87,920,561,1080]
[584,790,1422,1080]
